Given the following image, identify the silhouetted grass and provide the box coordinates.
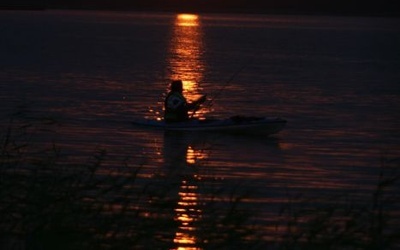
[0,118,261,249]
[1,116,399,249]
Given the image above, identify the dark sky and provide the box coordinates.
[1,0,398,16]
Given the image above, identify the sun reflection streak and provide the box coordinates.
[173,180,202,250]
[186,146,207,165]
[170,145,208,250]
[165,13,210,249]
[167,14,210,119]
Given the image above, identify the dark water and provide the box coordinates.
[1,10,399,248]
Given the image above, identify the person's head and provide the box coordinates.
[170,80,183,92]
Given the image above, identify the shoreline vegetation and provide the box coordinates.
[1,115,399,249]
[1,117,263,249]
[0,0,399,17]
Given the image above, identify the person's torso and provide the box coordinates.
[164,91,188,122]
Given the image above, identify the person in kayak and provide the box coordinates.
[164,80,206,123]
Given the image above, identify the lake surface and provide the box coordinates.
[1,10,399,248]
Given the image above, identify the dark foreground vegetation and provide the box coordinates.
[1,115,399,249]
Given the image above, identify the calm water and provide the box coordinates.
[1,10,400,248]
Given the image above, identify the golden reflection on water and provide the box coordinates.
[186,146,207,165]
[162,132,207,249]
[170,143,206,250]
[165,13,211,249]
[167,14,209,119]
[173,179,202,250]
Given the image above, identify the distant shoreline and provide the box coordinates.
[0,4,399,18]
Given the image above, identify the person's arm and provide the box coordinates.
[186,95,207,110]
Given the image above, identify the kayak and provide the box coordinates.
[132,116,287,136]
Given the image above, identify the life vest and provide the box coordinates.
[164,91,189,122]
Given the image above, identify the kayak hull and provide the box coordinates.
[132,116,286,136]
